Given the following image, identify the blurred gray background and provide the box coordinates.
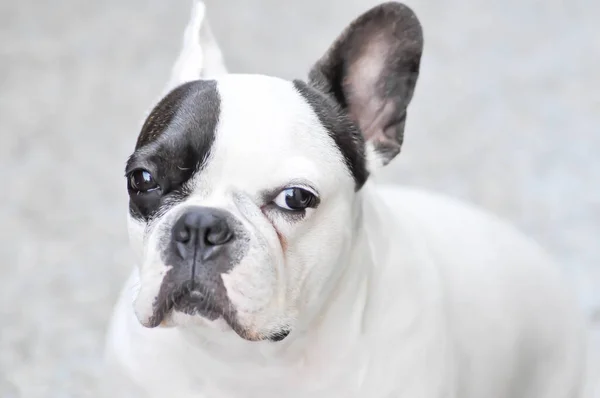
[1,0,598,396]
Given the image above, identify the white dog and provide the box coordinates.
[100,2,587,397]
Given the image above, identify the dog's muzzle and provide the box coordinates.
[146,206,244,328]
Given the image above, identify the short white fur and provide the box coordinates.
[100,2,588,397]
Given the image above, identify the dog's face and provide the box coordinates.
[126,3,423,342]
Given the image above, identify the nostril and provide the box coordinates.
[205,221,234,246]
[173,222,193,259]
[175,226,191,243]
[173,214,196,246]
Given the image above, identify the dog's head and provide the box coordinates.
[126,2,423,341]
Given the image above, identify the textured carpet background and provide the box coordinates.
[1,0,598,396]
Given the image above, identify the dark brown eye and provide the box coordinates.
[128,169,159,193]
[273,187,318,211]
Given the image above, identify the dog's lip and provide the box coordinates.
[144,290,183,328]
[144,294,292,343]
[145,287,219,328]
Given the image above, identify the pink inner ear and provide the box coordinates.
[308,2,423,166]
[345,36,390,142]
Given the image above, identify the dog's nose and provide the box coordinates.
[172,207,234,261]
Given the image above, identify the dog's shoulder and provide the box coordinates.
[372,183,568,287]
[373,183,583,348]
[366,184,585,395]
[374,183,543,255]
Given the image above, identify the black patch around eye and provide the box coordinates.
[126,80,221,222]
[128,189,163,221]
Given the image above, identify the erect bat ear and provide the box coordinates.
[166,0,227,92]
[308,2,423,169]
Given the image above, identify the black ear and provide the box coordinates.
[308,2,423,167]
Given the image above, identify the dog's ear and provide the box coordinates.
[165,1,227,92]
[308,2,423,169]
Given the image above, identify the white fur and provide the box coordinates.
[99,2,587,397]
[166,0,227,91]
[103,183,586,397]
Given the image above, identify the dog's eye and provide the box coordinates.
[273,187,318,211]
[128,169,159,193]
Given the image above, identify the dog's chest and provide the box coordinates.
[165,344,373,398]
[121,324,398,398]
[137,329,448,398]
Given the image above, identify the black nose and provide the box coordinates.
[172,207,234,261]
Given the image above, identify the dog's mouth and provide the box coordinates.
[172,289,223,320]
[144,283,243,336]
[145,284,223,328]
[142,284,292,342]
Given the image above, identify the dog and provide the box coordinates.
[100,1,587,397]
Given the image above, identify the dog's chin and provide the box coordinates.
[139,291,291,342]
[155,312,291,342]
[157,309,230,330]
[140,289,220,328]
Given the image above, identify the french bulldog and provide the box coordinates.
[101,1,587,397]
